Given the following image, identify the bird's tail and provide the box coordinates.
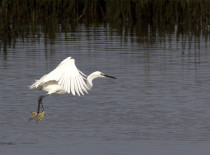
[29,75,47,89]
[29,80,42,89]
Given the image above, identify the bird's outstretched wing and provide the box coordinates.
[42,57,89,96]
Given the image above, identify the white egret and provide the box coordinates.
[29,57,116,121]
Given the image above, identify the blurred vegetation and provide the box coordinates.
[0,0,209,51]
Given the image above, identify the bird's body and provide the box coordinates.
[33,80,67,94]
[30,57,89,95]
[29,57,116,121]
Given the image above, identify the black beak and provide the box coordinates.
[104,74,117,79]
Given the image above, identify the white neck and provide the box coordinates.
[86,72,101,89]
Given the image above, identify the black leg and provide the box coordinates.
[41,103,45,112]
[29,94,49,122]
[37,94,48,114]
[37,97,41,114]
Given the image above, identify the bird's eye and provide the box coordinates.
[100,73,104,76]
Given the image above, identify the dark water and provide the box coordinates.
[0,24,210,155]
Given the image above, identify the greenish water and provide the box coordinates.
[0,0,209,53]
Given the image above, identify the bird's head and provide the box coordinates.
[94,71,117,79]
[87,71,116,89]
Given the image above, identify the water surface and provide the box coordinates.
[0,24,210,155]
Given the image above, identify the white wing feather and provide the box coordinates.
[41,57,89,96]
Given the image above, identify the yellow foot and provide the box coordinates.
[29,111,45,122]
[37,111,45,121]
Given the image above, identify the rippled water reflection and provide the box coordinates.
[0,24,210,155]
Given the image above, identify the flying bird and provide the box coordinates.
[29,57,116,121]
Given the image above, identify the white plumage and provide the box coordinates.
[29,56,116,121]
[30,57,89,96]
